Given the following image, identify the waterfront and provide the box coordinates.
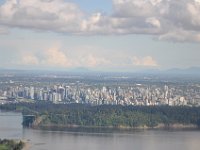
[0,111,200,150]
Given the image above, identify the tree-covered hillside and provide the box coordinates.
[1,102,200,128]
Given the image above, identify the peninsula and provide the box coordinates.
[1,102,200,130]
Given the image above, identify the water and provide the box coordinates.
[0,111,200,150]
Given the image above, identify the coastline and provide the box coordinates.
[31,123,199,132]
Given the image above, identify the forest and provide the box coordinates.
[1,102,200,129]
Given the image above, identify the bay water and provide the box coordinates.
[0,111,200,150]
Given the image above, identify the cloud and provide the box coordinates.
[17,45,111,68]
[79,54,110,67]
[40,46,71,67]
[21,54,39,65]
[18,46,71,67]
[1,0,200,41]
[146,17,161,28]
[90,0,200,41]
[16,44,159,69]
[0,0,83,33]
[132,56,158,67]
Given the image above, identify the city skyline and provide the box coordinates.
[0,0,200,71]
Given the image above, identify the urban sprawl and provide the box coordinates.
[1,77,200,106]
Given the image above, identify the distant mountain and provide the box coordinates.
[67,67,92,73]
[165,67,200,75]
[1,67,200,76]
[136,68,161,74]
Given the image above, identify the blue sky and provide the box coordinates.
[71,0,113,13]
[0,0,200,71]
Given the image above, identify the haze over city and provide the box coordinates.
[0,0,200,72]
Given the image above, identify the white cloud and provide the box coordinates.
[16,45,111,68]
[21,54,39,65]
[15,44,160,69]
[158,29,200,42]
[146,17,161,28]
[79,54,110,67]
[132,56,158,67]
[1,0,200,41]
[0,0,83,32]
[82,0,200,41]
[40,46,71,67]
[17,46,71,67]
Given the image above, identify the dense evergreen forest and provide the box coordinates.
[1,102,200,129]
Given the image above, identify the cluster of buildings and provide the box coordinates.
[1,81,200,106]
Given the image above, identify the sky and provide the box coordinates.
[0,0,200,72]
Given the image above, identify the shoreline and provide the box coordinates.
[30,123,199,132]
